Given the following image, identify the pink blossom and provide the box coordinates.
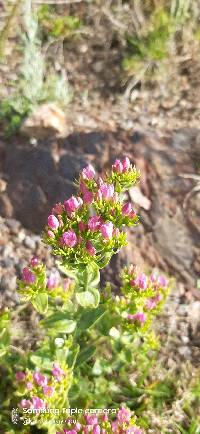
[157,275,168,288]
[113,227,120,237]
[101,414,108,422]
[78,221,87,232]
[26,381,33,390]
[128,312,146,325]
[150,273,157,283]
[96,189,103,201]
[93,425,100,434]
[22,267,35,284]
[19,399,32,408]
[86,241,96,256]
[33,372,48,387]
[122,157,131,171]
[82,164,95,180]
[117,407,131,424]
[122,202,132,216]
[16,371,26,382]
[74,423,82,431]
[47,272,60,289]
[62,230,77,247]
[127,428,142,434]
[111,421,119,431]
[145,298,157,310]
[100,222,113,240]
[85,414,98,425]
[32,396,46,409]
[52,203,63,215]
[29,256,39,267]
[64,196,83,215]
[83,189,94,204]
[134,273,148,290]
[48,230,55,239]
[88,216,102,231]
[113,159,123,173]
[52,362,64,380]
[64,431,77,434]
[99,183,114,200]
[43,385,54,396]
[48,214,60,229]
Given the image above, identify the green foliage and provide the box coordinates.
[37,5,81,38]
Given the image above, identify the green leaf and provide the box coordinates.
[57,262,79,280]
[77,305,107,334]
[82,264,100,288]
[30,354,52,370]
[32,292,48,314]
[42,312,76,334]
[75,345,96,367]
[76,288,100,308]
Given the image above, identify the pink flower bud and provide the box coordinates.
[150,273,157,283]
[32,396,46,409]
[85,415,98,425]
[43,385,54,396]
[47,272,60,289]
[96,189,103,201]
[100,222,113,240]
[102,414,108,422]
[122,156,131,171]
[99,183,114,200]
[113,159,123,173]
[48,230,55,239]
[86,241,96,256]
[133,273,148,290]
[26,381,33,390]
[16,371,26,381]
[22,267,35,284]
[19,399,32,409]
[33,372,48,387]
[82,164,95,180]
[64,196,83,216]
[62,230,77,247]
[117,407,131,423]
[93,425,100,434]
[145,298,157,310]
[113,227,120,237]
[78,221,87,232]
[75,422,82,431]
[64,431,77,434]
[52,202,63,215]
[83,189,93,204]
[88,216,102,231]
[52,362,64,380]
[48,214,59,229]
[127,312,146,325]
[122,202,132,216]
[157,275,168,288]
[29,256,39,267]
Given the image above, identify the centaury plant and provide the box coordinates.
[0,158,172,434]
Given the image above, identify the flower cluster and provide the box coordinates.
[57,407,142,434]
[16,362,71,415]
[44,159,140,269]
[18,256,74,308]
[114,266,170,332]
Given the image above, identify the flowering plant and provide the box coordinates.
[0,158,171,434]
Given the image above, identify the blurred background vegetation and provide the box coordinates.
[0,0,200,134]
